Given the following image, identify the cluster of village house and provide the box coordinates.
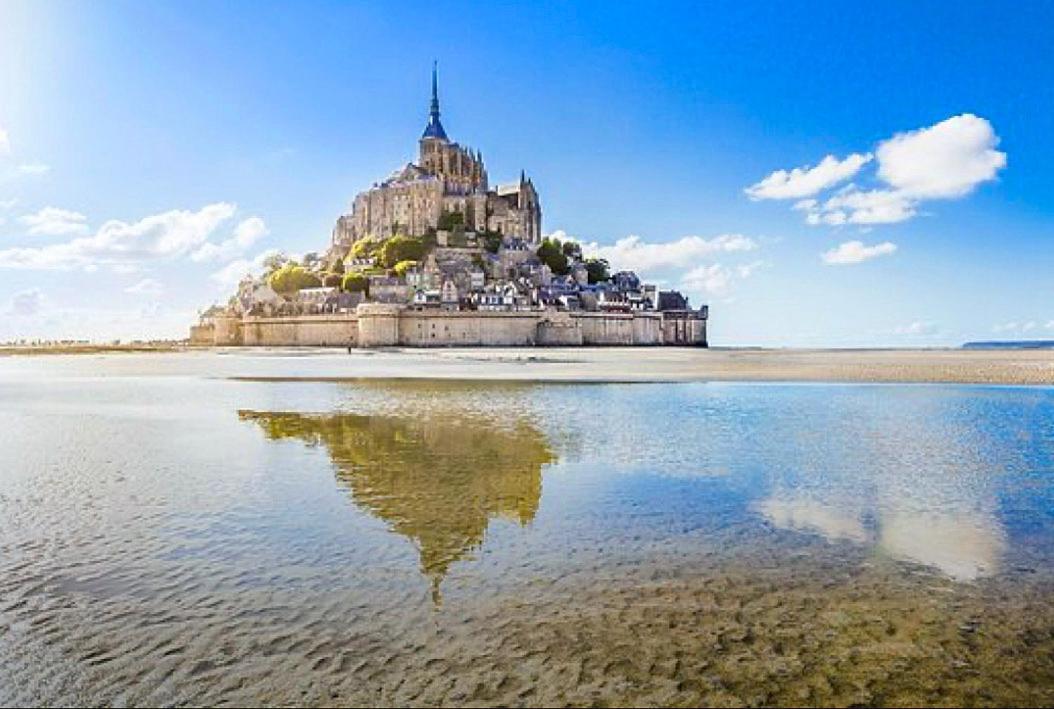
[228,231,693,319]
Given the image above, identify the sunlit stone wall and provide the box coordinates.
[395,310,540,347]
[240,314,358,347]
[214,307,706,347]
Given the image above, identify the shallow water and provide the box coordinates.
[1,353,1053,706]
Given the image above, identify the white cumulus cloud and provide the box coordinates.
[0,127,9,155]
[750,114,1006,228]
[19,207,90,236]
[0,202,237,270]
[580,233,757,271]
[821,240,897,265]
[876,113,1006,199]
[552,231,764,303]
[745,153,872,201]
[210,248,282,288]
[191,216,269,262]
[819,188,917,225]
[681,264,734,296]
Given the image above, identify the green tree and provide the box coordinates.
[561,240,582,261]
[480,230,502,254]
[268,264,322,294]
[350,236,383,259]
[537,238,570,275]
[379,235,427,268]
[262,251,291,275]
[342,272,368,293]
[584,257,611,284]
[437,210,465,231]
[393,260,418,279]
[322,273,343,288]
[329,258,346,275]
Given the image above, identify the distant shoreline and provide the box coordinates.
[0,344,184,357]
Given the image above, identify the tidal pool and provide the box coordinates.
[0,354,1052,706]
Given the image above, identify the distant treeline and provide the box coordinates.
[962,340,1054,350]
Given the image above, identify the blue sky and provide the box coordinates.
[0,0,1051,345]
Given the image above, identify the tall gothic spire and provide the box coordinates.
[422,61,448,141]
[430,61,440,117]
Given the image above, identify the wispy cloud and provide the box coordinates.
[811,187,917,226]
[0,202,237,270]
[746,153,872,201]
[894,321,938,336]
[17,163,51,176]
[19,207,90,236]
[124,278,164,296]
[992,321,1038,335]
[821,240,897,265]
[0,126,9,156]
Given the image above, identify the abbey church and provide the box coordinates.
[331,65,542,249]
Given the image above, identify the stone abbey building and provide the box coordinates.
[331,65,542,249]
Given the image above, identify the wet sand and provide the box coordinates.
[3,346,1052,385]
[2,366,1052,706]
[4,536,1051,707]
[234,346,1054,385]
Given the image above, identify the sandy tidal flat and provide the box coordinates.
[2,346,1052,385]
[215,347,1054,385]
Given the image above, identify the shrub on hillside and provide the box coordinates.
[437,210,465,231]
[379,235,427,269]
[393,260,418,278]
[268,264,322,294]
[480,230,502,254]
[341,272,368,293]
[350,236,383,259]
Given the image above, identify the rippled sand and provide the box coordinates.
[3,537,1051,706]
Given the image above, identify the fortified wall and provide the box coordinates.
[192,305,706,348]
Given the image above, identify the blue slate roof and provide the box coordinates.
[422,115,448,140]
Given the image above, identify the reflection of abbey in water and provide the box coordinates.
[240,410,553,591]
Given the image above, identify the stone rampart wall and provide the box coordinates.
[396,310,541,347]
[240,315,358,347]
[208,307,705,348]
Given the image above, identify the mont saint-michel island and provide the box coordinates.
[189,67,707,349]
